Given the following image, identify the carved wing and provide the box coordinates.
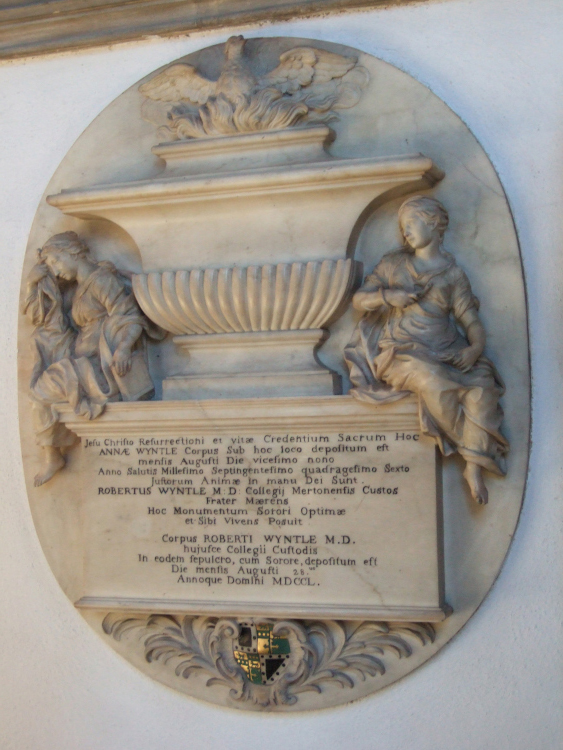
[261,47,356,94]
[139,63,216,105]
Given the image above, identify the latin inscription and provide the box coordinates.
[80,429,441,613]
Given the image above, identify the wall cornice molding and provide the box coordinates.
[0,0,426,59]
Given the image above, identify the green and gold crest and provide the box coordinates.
[234,622,291,685]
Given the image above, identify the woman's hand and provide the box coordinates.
[353,282,429,311]
[451,345,481,372]
[27,262,49,287]
[112,346,133,376]
[384,288,422,308]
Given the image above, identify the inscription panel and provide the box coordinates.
[70,401,446,620]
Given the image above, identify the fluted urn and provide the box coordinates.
[48,124,443,399]
[132,259,356,336]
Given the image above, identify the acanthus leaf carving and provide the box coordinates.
[102,613,435,708]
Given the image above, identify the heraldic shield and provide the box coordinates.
[234,622,292,685]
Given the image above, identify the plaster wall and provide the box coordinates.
[0,0,561,747]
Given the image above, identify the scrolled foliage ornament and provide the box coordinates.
[103,614,435,709]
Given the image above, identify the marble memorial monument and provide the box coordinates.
[18,36,529,711]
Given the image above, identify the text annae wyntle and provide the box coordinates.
[88,430,420,590]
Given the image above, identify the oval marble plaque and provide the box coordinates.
[18,36,529,711]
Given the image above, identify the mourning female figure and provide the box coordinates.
[345,196,508,504]
[24,232,162,487]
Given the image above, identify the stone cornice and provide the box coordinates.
[0,0,425,59]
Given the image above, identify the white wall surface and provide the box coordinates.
[0,0,561,747]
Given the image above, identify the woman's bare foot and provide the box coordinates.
[34,447,65,487]
[463,462,488,505]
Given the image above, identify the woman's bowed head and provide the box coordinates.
[24,232,162,487]
[31,234,139,376]
[345,196,509,505]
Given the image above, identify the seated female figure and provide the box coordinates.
[345,196,508,504]
[24,231,162,486]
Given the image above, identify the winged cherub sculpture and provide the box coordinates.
[140,36,369,140]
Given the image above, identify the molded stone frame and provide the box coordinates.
[0,0,428,59]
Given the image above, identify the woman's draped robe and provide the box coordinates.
[344,250,508,476]
[25,263,161,447]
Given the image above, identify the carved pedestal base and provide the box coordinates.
[164,329,339,400]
